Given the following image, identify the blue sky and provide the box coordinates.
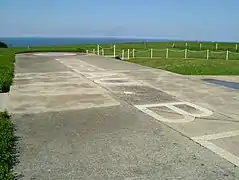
[0,0,238,41]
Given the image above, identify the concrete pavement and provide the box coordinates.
[0,93,9,111]
[7,53,239,179]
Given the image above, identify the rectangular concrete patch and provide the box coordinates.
[15,58,71,73]
[10,82,104,95]
[8,94,120,114]
[0,93,9,111]
[110,85,177,105]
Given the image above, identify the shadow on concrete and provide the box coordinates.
[203,79,239,90]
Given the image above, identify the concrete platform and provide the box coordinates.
[7,53,239,179]
[0,93,9,111]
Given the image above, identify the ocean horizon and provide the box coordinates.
[0,37,174,47]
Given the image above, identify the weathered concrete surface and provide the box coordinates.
[8,53,239,179]
[189,75,239,83]
[0,93,9,111]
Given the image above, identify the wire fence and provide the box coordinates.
[87,45,239,60]
[171,42,239,52]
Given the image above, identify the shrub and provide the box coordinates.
[114,55,121,60]
[0,111,15,180]
[76,48,86,52]
[0,42,8,48]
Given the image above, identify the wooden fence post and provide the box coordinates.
[122,49,124,60]
[206,49,210,60]
[184,49,187,59]
[150,49,153,59]
[226,50,229,60]
[166,48,169,59]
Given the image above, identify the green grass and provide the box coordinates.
[127,58,239,75]
[1,41,239,93]
[170,41,239,52]
[0,111,15,180]
[0,49,16,93]
[128,49,239,60]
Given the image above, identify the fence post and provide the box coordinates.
[113,45,116,57]
[216,43,218,50]
[127,49,130,59]
[184,49,187,59]
[206,49,209,60]
[166,48,169,59]
[226,50,229,60]
[236,44,238,51]
[132,49,135,58]
[93,49,95,54]
[97,45,100,55]
[172,43,175,48]
[122,49,124,60]
[150,48,153,59]
[86,50,88,54]
[101,49,104,56]
[200,43,202,50]
[185,42,188,47]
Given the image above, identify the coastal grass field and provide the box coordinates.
[1,41,239,93]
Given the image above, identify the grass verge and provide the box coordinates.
[0,111,15,180]
[0,49,16,93]
[127,58,239,75]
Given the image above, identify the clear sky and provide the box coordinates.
[0,0,238,41]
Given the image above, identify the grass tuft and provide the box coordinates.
[0,111,16,180]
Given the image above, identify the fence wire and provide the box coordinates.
[87,45,239,60]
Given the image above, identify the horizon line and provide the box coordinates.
[0,36,238,43]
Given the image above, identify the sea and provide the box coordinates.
[0,37,172,47]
